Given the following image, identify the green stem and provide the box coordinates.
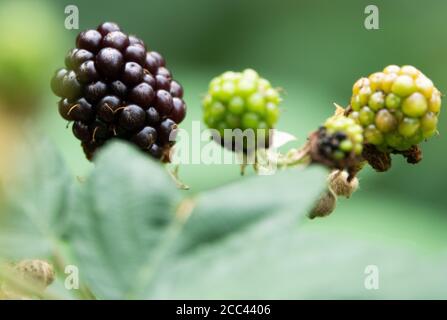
[275,142,312,169]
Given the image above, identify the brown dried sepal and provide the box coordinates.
[392,145,422,164]
[309,189,337,219]
[361,143,392,172]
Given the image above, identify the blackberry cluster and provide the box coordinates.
[51,22,186,161]
[317,115,364,161]
[349,65,441,152]
[203,69,281,152]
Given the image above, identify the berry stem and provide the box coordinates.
[276,142,312,169]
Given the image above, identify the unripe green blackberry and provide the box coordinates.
[317,115,364,161]
[50,22,187,162]
[349,65,441,152]
[202,69,281,152]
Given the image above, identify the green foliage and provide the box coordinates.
[68,142,326,299]
[0,136,71,259]
[0,0,64,110]
[0,137,326,299]
[1,136,447,299]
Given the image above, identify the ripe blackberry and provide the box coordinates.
[202,69,281,152]
[119,104,146,131]
[349,65,441,152]
[78,60,99,83]
[132,126,157,149]
[124,45,146,65]
[95,47,123,79]
[72,121,91,141]
[50,22,187,161]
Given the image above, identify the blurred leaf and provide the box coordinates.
[69,142,182,299]
[173,166,326,254]
[302,192,447,252]
[69,141,326,299]
[0,0,65,110]
[149,226,447,299]
[0,134,72,259]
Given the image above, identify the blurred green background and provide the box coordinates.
[0,0,446,298]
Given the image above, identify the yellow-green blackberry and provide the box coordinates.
[349,65,441,152]
[202,69,281,152]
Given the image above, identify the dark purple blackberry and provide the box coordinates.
[119,104,146,131]
[58,98,73,120]
[132,126,157,149]
[73,121,91,141]
[170,81,183,98]
[143,73,156,87]
[124,45,146,65]
[128,35,146,48]
[65,49,78,69]
[78,60,99,83]
[68,98,95,123]
[148,143,163,159]
[122,62,143,86]
[150,51,165,67]
[97,22,120,36]
[97,95,122,122]
[76,30,102,53]
[155,75,171,90]
[96,47,123,79]
[51,21,187,162]
[102,31,129,52]
[61,70,82,100]
[71,49,95,69]
[90,120,110,141]
[144,52,159,74]
[157,67,172,79]
[155,90,173,115]
[146,107,160,126]
[64,48,95,71]
[84,81,107,103]
[51,68,68,97]
[170,97,187,123]
[82,140,103,161]
[159,118,178,144]
[129,83,154,108]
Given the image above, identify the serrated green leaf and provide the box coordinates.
[174,166,327,254]
[69,142,182,299]
[69,141,327,299]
